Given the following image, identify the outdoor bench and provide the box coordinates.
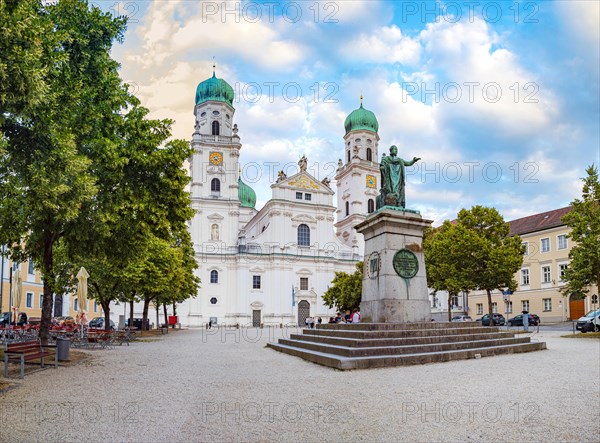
[4,340,58,379]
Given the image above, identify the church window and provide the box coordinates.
[210,297,218,305]
[225,114,230,119]
[210,270,218,283]
[347,150,350,163]
[345,201,349,216]
[212,121,220,135]
[253,275,261,289]
[300,277,308,291]
[366,148,372,161]
[367,139,372,144]
[355,138,361,143]
[304,193,311,201]
[368,199,375,213]
[200,112,206,118]
[212,110,220,116]
[296,192,302,199]
[298,224,310,246]
[211,178,221,193]
[211,224,219,240]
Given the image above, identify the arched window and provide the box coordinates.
[347,150,350,163]
[345,201,350,216]
[211,178,220,193]
[212,121,220,135]
[210,270,218,283]
[368,199,375,213]
[211,224,219,240]
[366,148,372,161]
[297,224,310,246]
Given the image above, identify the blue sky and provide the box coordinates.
[101,0,599,224]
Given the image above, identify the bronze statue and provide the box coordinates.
[377,145,420,209]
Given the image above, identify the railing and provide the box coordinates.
[198,134,234,143]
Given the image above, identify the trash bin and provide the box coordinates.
[56,337,70,361]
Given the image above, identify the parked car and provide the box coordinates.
[0,312,12,326]
[507,314,540,326]
[576,310,600,333]
[88,317,115,330]
[451,315,473,322]
[478,313,506,326]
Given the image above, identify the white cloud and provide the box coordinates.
[340,25,421,65]
[556,1,600,48]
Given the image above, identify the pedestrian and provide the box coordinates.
[317,317,322,325]
[522,310,529,332]
[351,309,360,324]
[344,310,352,323]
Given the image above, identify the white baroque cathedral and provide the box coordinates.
[112,71,384,327]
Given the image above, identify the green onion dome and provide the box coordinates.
[344,103,379,134]
[238,177,256,209]
[195,73,234,106]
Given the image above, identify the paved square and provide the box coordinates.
[2,328,599,442]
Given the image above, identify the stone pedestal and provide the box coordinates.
[355,208,433,323]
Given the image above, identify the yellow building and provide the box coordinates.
[0,257,102,321]
[468,207,599,323]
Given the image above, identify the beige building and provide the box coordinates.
[468,207,599,323]
[1,257,102,321]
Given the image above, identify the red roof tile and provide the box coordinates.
[509,206,573,236]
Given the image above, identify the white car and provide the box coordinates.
[576,310,600,333]
[451,315,473,322]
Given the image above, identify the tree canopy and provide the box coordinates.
[322,262,363,312]
[560,165,600,298]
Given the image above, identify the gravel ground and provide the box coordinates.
[1,327,599,443]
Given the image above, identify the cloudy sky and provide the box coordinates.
[101,0,599,224]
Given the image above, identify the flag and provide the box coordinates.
[292,284,295,307]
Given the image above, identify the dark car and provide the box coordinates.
[88,317,115,330]
[479,313,506,326]
[0,312,12,326]
[508,314,540,326]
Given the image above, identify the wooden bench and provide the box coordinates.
[4,340,58,379]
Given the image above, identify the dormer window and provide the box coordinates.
[212,121,220,135]
[212,110,220,116]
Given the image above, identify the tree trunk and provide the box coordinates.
[101,299,111,331]
[172,301,177,316]
[155,302,160,329]
[486,289,494,327]
[448,292,453,322]
[39,232,56,345]
[142,295,150,333]
[129,298,134,328]
[163,303,168,334]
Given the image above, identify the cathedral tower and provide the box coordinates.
[334,98,380,256]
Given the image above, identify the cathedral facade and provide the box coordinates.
[172,72,383,327]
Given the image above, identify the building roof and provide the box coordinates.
[508,206,573,236]
[195,73,234,107]
[344,103,379,134]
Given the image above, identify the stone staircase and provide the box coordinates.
[267,322,546,370]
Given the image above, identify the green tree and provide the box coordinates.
[560,165,600,299]
[322,262,363,312]
[457,206,524,324]
[0,0,55,116]
[424,222,480,321]
[0,0,132,342]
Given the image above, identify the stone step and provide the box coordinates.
[267,341,547,370]
[278,336,532,357]
[317,321,481,331]
[303,326,499,339]
[289,331,518,348]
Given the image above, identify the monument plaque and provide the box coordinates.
[393,249,418,279]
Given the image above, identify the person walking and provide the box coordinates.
[351,309,360,324]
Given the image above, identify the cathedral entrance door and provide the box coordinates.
[252,310,261,327]
[298,300,310,327]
